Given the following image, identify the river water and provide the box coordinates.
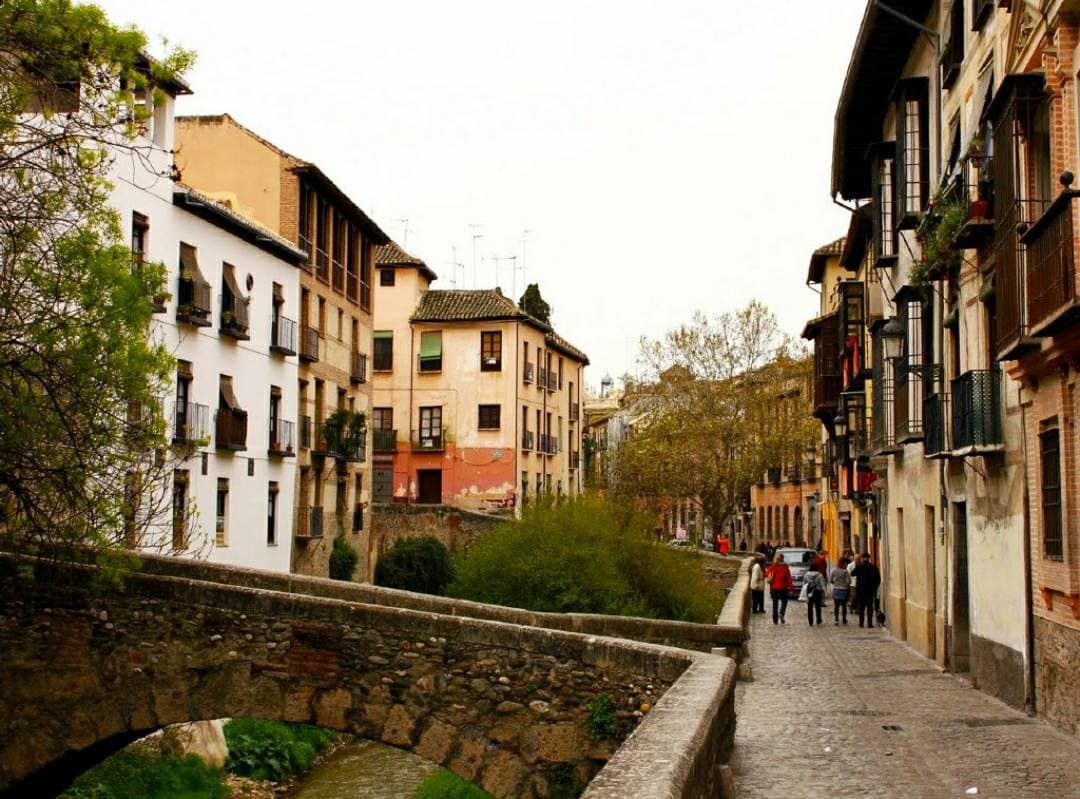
[291,741,440,799]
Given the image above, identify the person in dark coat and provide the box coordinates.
[852,553,882,628]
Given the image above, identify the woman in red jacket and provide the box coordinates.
[764,553,793,625]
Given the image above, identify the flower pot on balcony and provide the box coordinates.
[286,444,294,454]
[969,199,989,220]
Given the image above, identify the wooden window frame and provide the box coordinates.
[478,404,501,430]
[481,331,502,371]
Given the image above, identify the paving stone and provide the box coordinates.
[731,611,1080,799]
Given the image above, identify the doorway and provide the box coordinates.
[951,501,971,672]
[373,468,392,504]
[417,469,442,504]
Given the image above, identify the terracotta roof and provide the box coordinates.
[807,236,847,284]
[376,242,438,281]
[411,289,589,364]
[173,185,307,264]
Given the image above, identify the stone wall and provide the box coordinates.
[0,552,745,799]
[368,503,506,580]
[1035,616,1080,736]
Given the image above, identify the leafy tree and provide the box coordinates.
[0,1,193,560]
[328,534,359,581]
[374,536,454,595]
[611,301,816,536]
[518,282,552,324]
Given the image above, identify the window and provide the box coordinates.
[1040,427,1063,560]
[360,234,372,310]
[380,268,395,286]
[418,331,443,372]
[353,473,364,531]
[941,0,964,90]
[481,331,502,371]
[131,212,149,270]
[318,298,327,334]
[346,228,359,303]
[172,470,188,550]
[373,407,393,430]
[521,471,529,504]
[478,404,501,430]
[315,196,329,281]
[558,357,564,389]
[871,143,896,261]
[267,482,278,545]
[419,406,443,447]
[299,183,313,256]
[216,478,229,546]
[374,331,393,371]
[332,214,346,293]
[895,78,930,225]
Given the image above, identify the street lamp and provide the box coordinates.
[880,317,904,362]
[832,410,847,439]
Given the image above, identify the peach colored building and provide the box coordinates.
[173,114,390,578]
[372,244,588,511]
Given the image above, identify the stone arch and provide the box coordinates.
[0,557,687,799]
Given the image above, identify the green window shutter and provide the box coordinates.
[374,330,393,339]
[420,331,443,358]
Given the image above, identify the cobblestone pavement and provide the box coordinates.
[730,607,1080,799]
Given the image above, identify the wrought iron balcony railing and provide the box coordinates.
[176,276,212,326]
[570,405,580,422]
[268,418,295,456]
[995,199,1048,359]
[300,326,320,362]
[172,401,210,444]
[523,362,535,384]
[521,430,534,451]
[951,368,1003,452]
[413,430,444,451]
[297,506,323,539]
[299,415,312,449]
[220,289,250,340]
[373,428,397,452]
[923,393,950,459]
[1021,190,1080,336]
[270,316,297,356]
[351,352,368,385]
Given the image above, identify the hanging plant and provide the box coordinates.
[912,199,966,287]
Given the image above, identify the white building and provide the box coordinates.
[106,68,304,572]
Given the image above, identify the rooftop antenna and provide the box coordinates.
[520,228,531,289]
[468,224,484,288]
[502,254,523,299]
[395,218,410,246]
[447,245,465,288]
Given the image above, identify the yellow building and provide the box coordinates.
[174,114,390,578]
[372,245,588,510]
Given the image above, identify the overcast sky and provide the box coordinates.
[96,0,864,390]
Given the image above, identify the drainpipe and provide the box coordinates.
[514,322,520,516]
[1019,383,1037,712]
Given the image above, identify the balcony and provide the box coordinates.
[413,431,444,451]
[300,326,320,363]
[298,234,313,269]
[296,506,323,540]
[1021,190,1080,337]
[995,200,1048,360]
[351,352,368,385]
[176,276,212,327]
[950,158,996,250]
[893,360,923,443]
[538,367,547,388]
[570,404,580,422]
[547,372,559,392]
[172,401,209,444]
[315,246,329,283]
[268,418,295,457]
[521,430,534,451]
[570,451,581,470]
[373,428,397,453]
[923,393,950,459]
[215,407,248,451]
[299,415,312,449]
[220,290,250,341]
[523,362,535,384]
[270,316,297,356]
[951,369,1004,453]
[311,421,330,456]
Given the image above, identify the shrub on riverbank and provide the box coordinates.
[413,769,493,799]
[449,497,723,623]
[223,718,336,782]
[374,535,455,595]
[59,751,227,799]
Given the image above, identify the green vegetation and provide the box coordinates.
[585,692,618,740]
[59,751,226,799]
[517,282,552,324]
[223,718,336,782]
[912,196,965,286]
[548,763,587,799]
[413,769,493,799]
[329,535,359,581]
[375,536,455,595]
[449,497,723,623]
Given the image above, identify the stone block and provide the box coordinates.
[381,703,416,747]
[314,688,352,730]
[479,749,527,798]
[414,719,456,764]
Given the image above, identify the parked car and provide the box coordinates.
[776,547,816,597]
[700,539,716,552]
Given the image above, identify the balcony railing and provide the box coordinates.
[413,431,444,451]
[871,362,898,455]
[176,276,212,326]
[923,393,950,459]
[571,451,580,470]
[172,401,209,444]
[570,405,580,422]
[332,256,345,293]
[297,506,323,539]
[995,200,1048,359]
[298,233,313,268]
[521,430,534,451]
[547,372,559,392]
[311,421,330,456]
[893,358,923,442]
[268,418,295,456]
[300,326,320,362]
[351,352,368,385]
[299,415,312,449]
[1022,191,1080,336]
[215,407,248,451]
[373,428,397,452]
[951,368,1003,452]
[538,367,547,388]
[315,246,329,282]
[220,289,250,340]
[523,362,535,384]
[270,316,297,356]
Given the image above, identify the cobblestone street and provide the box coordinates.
[731,607,1080,799]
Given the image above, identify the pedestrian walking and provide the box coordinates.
[852,553,882,628]
[811,548,829,579]
[765,553,793,625]
[846,549,858,613]
[750,557,766,614]
[803,560,826,626]
[831,556,852,625]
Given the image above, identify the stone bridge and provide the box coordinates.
[0,552,749,798]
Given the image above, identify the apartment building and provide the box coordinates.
[174,114,390,577]
[106,68,303,572]
[371,244,588,510]
[813,0,1080,729]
